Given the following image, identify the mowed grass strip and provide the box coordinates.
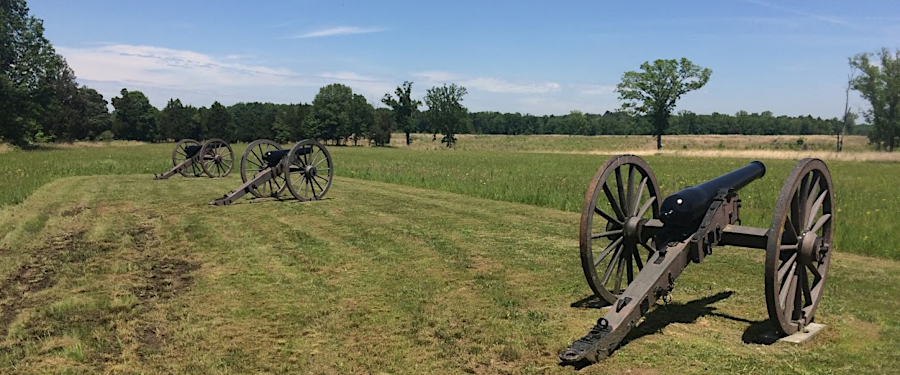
[0,141,897,259]
[0,175,897,374]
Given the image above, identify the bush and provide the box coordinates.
[96,130,115,142]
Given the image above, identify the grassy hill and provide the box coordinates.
[0,175,897,374]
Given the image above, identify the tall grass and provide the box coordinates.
[0,141,895,259]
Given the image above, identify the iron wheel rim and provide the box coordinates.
[765,158,834,335]
[241,139,287,198]
[284,139,333,201]
[172,139,202,177]
[580,154,661,304]
[199,138,234,178]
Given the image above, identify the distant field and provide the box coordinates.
[0,175,897,374]
[391,133,875,152]
[0,139,896,260]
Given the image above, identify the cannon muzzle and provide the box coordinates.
[660,161,765,228]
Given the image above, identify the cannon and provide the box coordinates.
[209,139,333,205]
[560,155,834,364]
[153,138,234,179]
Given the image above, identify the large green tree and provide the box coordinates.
[424,83,469,148]
[616,58,712,149]
[348,94,374,146]
[1,0,74,145]
[382,81,421,146]
[157,98,200,141]
[850,48,900,151]
[111,89,158,141]
[307,84,353,144]
[369,108,394,146]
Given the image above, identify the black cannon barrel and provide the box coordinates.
[659,161,765,226]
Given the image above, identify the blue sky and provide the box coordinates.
[30,0,900,118]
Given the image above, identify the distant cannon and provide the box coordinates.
[209,139,333,205]
[153,138,234,179]
[560,155,834,364]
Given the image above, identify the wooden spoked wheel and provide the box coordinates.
[285,139,333,201]
[199,138,234,178]
[766,158,834,335]
[241,139,287,198]
[172,139,202,177]
[580,155,661,304]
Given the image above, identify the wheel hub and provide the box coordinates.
[798,232,824,263]
[623,216,642,241]
[305,165,317,177]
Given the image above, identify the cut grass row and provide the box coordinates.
[0,141,896,260]
[0,175,897,374]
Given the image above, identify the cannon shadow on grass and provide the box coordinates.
[564,290,782,370]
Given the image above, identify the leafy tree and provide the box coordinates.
[382,81,421,146]
[616,58,712,149]
[157,99,199,141]
[424,83,469,148]
[111,89,158,141]
[370,108,394,146]
[201,101,234,140]
[1,0,72,145]
[79,87,112,140]
[272,104,311,143]
[850,49,900,151]
[348,94,374,145]
[308,84,353,144]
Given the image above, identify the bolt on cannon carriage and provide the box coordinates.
[560,155,834,364]
[209,139,333,206]
[153,138,234,179]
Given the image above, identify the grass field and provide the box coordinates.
[0,175,898,374]
[0,136,898,374]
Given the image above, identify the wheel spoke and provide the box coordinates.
[633,245,645,269]
[626,165,635,216]
[311,175,325,196]
[806,190,828,231]
[797,173,811,228]
[592,229,623,239]
[632,176,648,215]
[602,183,625,221]
[600,244,623,283]
[613,249,626,294]
[636,196,657,219]
[783,215,799,244]
[615,167,627,217]
[626,247,634,283]
[594,207,622,226]
[779,262,797,305]
[809,213,831,234]
[777,252,797,282]
[806,262,822,281]
[594,237,623,267]
[781,268,797,309]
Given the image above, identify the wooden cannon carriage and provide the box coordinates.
[560,155,834,364]
[209,139,333,206]
[153,138,234,180]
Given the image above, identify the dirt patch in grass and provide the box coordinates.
[130,258,201,301]
[0,260,58,337]
[127,223,155,251]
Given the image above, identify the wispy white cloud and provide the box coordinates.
[412,71,562,94]
[573,84,616,95]
[56,44,394,106]
[289,26,385,39]
[741,0,856,28]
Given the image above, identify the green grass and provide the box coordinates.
[0,140,897,259]
[0,175,897,374]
